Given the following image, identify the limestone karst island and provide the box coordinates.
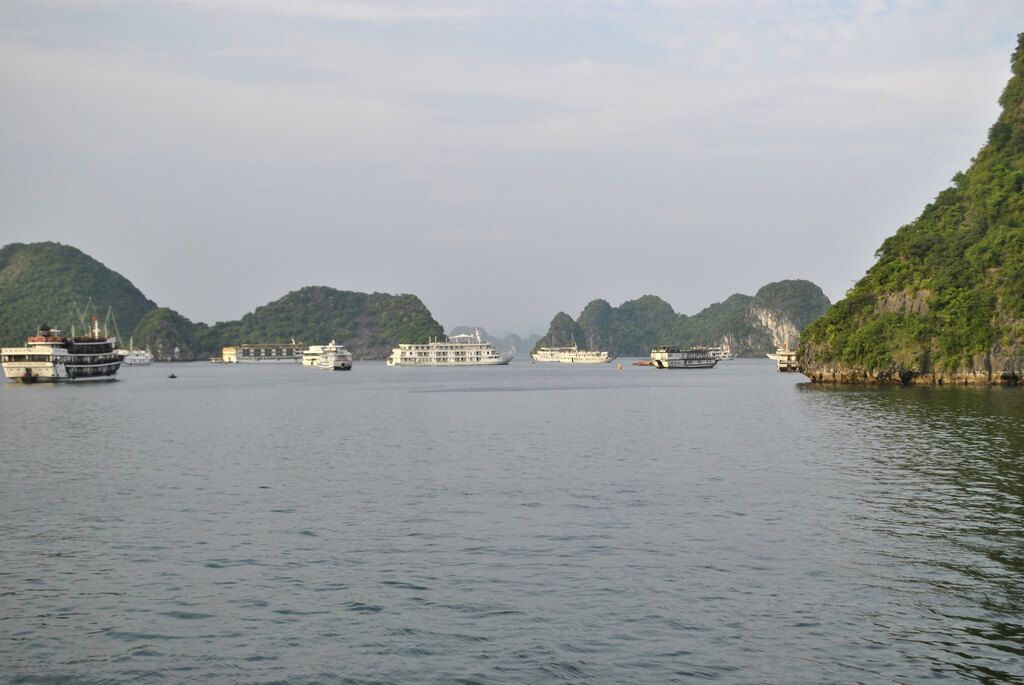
[800,34,1024,386]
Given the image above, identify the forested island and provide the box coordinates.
[800,34,1024,385]
[0,242,443,360]
[533,280,831,357]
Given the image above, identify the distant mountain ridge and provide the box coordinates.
[0,242,443,359]
[534,280,831,357]
[800,35,1024,385]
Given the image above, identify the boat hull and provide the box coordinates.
[652,359,717,369]
[388,331,511,367]
[557,355,616,364]
[387,357,511,367]
[649,346,718,369]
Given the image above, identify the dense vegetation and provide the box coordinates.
[0,243,445,359]
[132,307,203,360]
[801,34,1024,383]
[533,312,587,350]
[534,280,830,356]
[0,242,157,345]
[130,286,444,359]
[207,286,444,359]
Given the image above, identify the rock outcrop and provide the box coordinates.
[800,34,1024,385]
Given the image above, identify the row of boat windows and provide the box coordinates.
[399,353,492,357]
[239,351,301,357]
[1,354,119,364]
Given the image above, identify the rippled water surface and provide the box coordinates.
[2,359,1023,683]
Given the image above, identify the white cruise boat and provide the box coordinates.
[387,330,511,367]
[301,345,324,366]
[532,345,578,362]
[2,322,124,383]
[313,340,352,370]
[707,343,736,361]
[556,348,616,364]
[118,338,154,366]
[767,347,798,372]
[649,345,718,369]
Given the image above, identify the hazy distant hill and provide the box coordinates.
[0,242,444,359]
[0,242,157,346]
[801,35,1024,385]
[534,280,831,357]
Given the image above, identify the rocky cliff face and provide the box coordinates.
[799,34,1024,386]
[751,306,801,349]
[801,343,1023,385]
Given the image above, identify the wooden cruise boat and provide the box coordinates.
[1,321,123,383]
[649,345,718,369]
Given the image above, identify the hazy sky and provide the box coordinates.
[2,1,1022,335]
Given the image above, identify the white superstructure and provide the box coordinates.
[708,343,736,361]
[311,340,352,370]
[387,330,511,367]
[766,347,798,372]
[649,345,718,370]
[555,348,615,364]
[118,338,154,366]
[532,345,578,362]
[301,345,324,366]
[222,343,303,363]
[2,322,123,383]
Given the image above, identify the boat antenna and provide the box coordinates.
[106,306,121,342]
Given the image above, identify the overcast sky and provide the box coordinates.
[2,1,1022,335]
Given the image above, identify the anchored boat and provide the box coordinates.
[118,337,154,366]
[387,329,510,367]
[767,347,799,372]
[302,340,353,370]
[1,320,123,383]
[649,345,718,369]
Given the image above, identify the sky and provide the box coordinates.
[2,1,1023,336]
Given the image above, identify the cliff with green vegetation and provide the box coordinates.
[800,35,1024,385]
[0,243,445,360]
[204,286,444,360]
[0,242,157,345]
[534,280,830,357]
[131,307,203,360]
[128,286,444,360]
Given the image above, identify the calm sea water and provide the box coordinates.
[1,359,1022,684]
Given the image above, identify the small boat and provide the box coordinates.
[168,373,177,379]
